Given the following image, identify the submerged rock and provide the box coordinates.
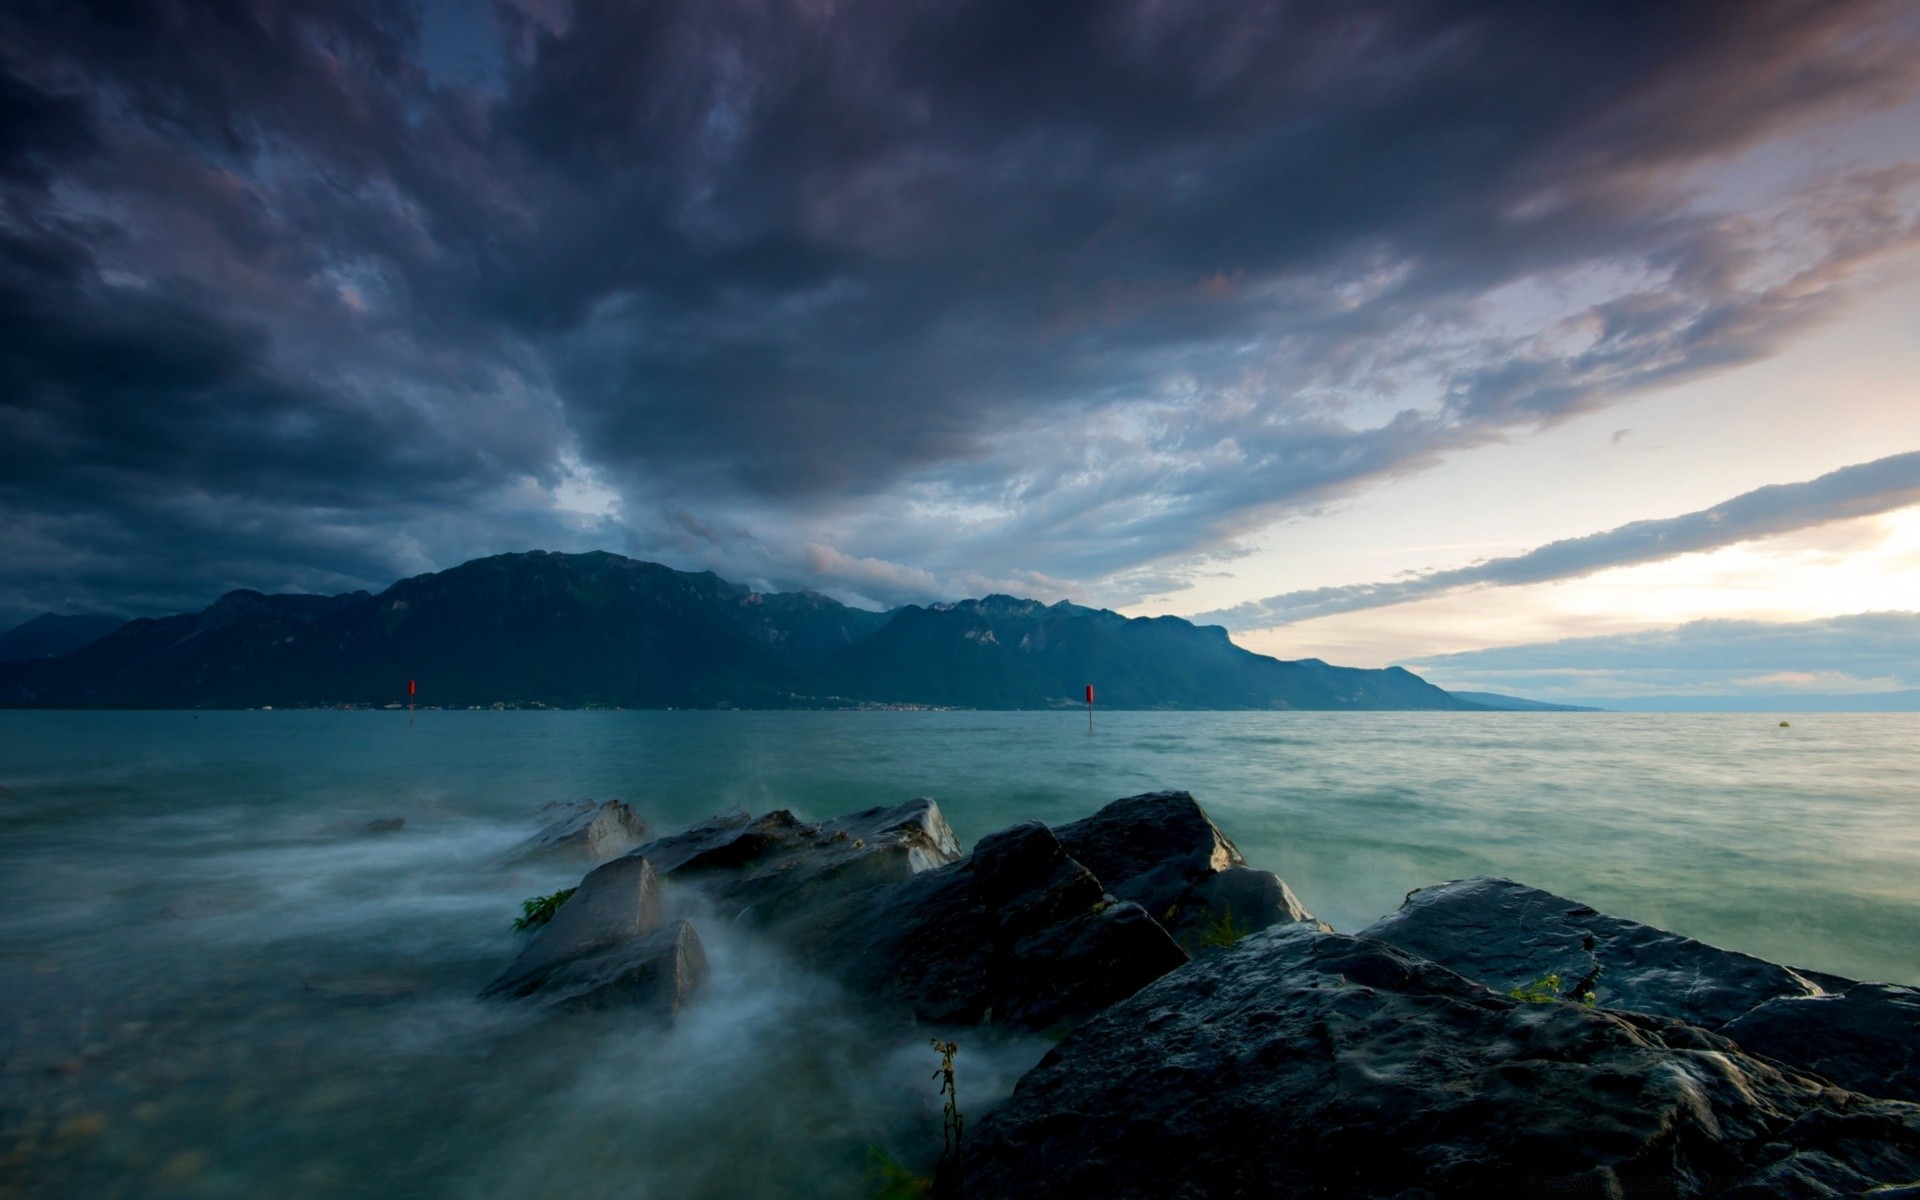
[1053,790,1312,943]
[966,923,1920,1199]
[629,796,964,924]
[788,820,1188,1030]
[1725,983,1920,1103]
[482,854,667,1001]
[1360,876,1821,1030]
[519,799,652,863]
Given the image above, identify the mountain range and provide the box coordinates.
[0,551,1482,711]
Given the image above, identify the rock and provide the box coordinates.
[787,820,1188,1030]
[363,817,405,833]
[496,920,708,1015]
[482,854,665,1000]
[1053,790,1313,940]
[966,922,1920,1199]
[1361,876,1821,1030]
[1724,983,1920,1103]
[631,797,964,924]
[519,799,652,863]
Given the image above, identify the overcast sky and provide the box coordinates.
[3,0,1918,700]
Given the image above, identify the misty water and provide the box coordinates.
[2,709,1918,1199]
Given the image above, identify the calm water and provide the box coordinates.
[1,710,1916,1198]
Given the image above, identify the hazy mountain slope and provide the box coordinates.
[819,596,1475,710]
[0,614,128,662]
[0,553,1475,710]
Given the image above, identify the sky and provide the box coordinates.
[2,0,1918,703]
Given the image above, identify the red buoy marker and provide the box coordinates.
[1085,682,1095,733]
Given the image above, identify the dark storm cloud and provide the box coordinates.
[1193,451,1920,629]
[2,0,1919,621]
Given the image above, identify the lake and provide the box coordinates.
[2,709,1916,1198]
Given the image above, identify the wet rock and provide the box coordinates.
[519,799,652,863]
[633,797,964,924]
[482,855,665,1000]
[966,923,1920,1199]
[788,820,1188,1030]
[1053,790,1313,940]
[1725,983,1920,1103]
[494,919,708,1015]
[363,817,405,834]
[1361,876,1821,1030]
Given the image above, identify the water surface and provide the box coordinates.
[2,710,1916,1198]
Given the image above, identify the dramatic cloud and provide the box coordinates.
[1403,610,1920,702]
[1193,451,1920,629]
[3,0,1920,622]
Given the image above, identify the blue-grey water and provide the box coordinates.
[1,710,1916,1199]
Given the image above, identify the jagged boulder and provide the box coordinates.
[518,798,653,863]
[966,923,1920,1199]
[1360,876,1822,1030]
[482,854,693,1011]
[488,920,708,1015]
[787,820,1188,1030]
[1725,984,1920,1104]
[627,797,964,924]
[1053,790,1312,942]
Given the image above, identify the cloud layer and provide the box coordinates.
[4,0,1920,621]
[1194,451,1920,629]
[1404,610,1920,700]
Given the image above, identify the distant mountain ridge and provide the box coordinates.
[0,613,127,663]
[0,551,1479,711]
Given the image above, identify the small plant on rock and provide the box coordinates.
[1507,973,1597,1006]
[932,1038,965,1198]
[1194,901,1251,950]
[866,1146,932,1199]
[512,887,576,931]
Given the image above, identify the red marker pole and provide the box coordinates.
[408,678,416,723]
[1085,683,1095,733]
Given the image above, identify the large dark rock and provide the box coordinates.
[966,923,1920,1199]
[1361,876,1822,1030]
[482,854,666,1000]
[788,820,1188,1030]
[518,798,653,863]
[629,797,964,925]
[491,920,708,1015]
[1725,984,1920,1104]
[1053,790,1312,942]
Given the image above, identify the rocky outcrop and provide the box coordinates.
[626,797,964,925]
[1053,790,1314,944]
[787,819,1189,1030]
[1357,877,1920,1107]
[1725,984,1920,1104]
[519,798,653,863]
[490,920,707,1015]
[482,854,706,1013]
[1361,876,1822,1030]
[966,922,1920,1199]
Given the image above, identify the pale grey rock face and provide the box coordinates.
[1053,790,1313,942]
[1360,876,1821,1030]
[518,798,653,863]
[966,923,1920,1200]
[482,854,665,1000]
[1725,983,1920,1103]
